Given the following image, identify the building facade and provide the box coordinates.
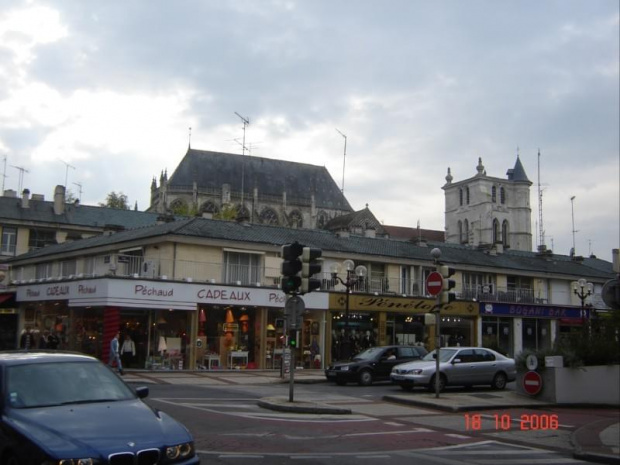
[6,217,615,371]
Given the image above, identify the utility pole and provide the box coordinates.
[335,128,347,194]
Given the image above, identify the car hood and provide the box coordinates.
[5,398,192,457]
[393,360,440,371]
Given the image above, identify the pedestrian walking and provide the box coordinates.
[108,332,123,375]
[120,334,136,369]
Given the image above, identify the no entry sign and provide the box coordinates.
[426,271,443,296]
[523,370,543,395]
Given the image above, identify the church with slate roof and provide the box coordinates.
[148,148,354,230]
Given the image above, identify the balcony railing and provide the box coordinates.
[460,285,545,304]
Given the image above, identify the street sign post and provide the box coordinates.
[523,370,543,395]
[426,271,444,296]
[284,295,305,329]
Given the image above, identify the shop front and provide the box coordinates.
[15,277,329,370]
[327,294,479,363]
[480,302,588,357]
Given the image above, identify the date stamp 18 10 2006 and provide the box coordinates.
[464,413,559,431]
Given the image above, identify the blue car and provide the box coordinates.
[0,351,199,464]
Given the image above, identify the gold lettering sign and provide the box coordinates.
[328,294,477,315]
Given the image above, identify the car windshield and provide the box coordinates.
[422,349,458,363]
[6,361,136,409]
[352,347,384,361]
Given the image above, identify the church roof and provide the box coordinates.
[506,156,530,183]
[324,207,386,235]
[167,148,353,211]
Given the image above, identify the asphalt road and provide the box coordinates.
[137,380,598,465]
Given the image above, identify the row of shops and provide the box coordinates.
[1,277,590,370]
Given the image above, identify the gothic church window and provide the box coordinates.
[493,219,500,243]
[500,187,506,204]
[464,219,469,243]
[260,208,279,225]
[491,186,497,203]
[466,187,470,204]
[458,221,463,243]
[289,210,303,228]
[502,220,509,247]
[200,201,220,214]
[317,211,328,229]
[459,189,463,206]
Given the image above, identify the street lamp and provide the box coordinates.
[573,278,593,329]
[330,259,367,360]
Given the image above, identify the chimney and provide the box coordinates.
[21,189,30,208]
[53,185,66,215]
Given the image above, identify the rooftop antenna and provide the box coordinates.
[61,160,75,187]
[537,149,546,251]
[73,182,83,202]
[11,165,29,193]
[234,112,250,210]
[570,195,578,256]
[1,155,7,193]
[335,128,347,194]
[188,126,192,149]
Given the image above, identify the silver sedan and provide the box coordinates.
[390,347,516,392]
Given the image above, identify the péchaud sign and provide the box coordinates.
[329,294,477,316]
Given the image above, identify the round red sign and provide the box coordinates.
[523,370,543,395]
[426,271,443,296]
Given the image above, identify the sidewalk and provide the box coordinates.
[125,368,620,464]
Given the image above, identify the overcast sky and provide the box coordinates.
[1,0,618,261]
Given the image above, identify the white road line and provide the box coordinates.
[444,433,471,439]
[343,428,434,437]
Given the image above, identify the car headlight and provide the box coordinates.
[165,442,195,461]
[56,460,97,465]
[406,369,424,375]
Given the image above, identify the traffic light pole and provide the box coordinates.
[434,295,441,399]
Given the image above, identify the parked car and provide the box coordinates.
[325,345,428,386]
[0,351,199,464]
[390,346,516,392]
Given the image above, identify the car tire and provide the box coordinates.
[399,384,414,392]
[428,374,446,392]
[358,370,373,386]
[492,372,508,390]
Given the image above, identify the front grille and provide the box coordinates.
[109,449,160,465]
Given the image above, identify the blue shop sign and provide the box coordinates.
[480,302,587,319]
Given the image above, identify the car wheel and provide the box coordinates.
[428,374,446,392]
[400,384,414,392]
[492,372,507,390]
[358,370,373,386]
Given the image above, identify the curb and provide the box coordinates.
[382,394,556,413]
[257,397,352,415]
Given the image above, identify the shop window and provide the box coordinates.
[223,251,261,285]
[1,226,17,256]
[522,318,551,352]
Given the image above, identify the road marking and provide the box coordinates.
[384,421,404,426]
[445,433,471,439]
[343,428,434,437]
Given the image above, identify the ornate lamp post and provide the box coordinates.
[573,278,593,330]
[330,259,367,360]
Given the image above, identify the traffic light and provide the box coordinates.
[281,242,303,294]
[288,329,298,348]
[301,246,322,294]
[438,264,456,304]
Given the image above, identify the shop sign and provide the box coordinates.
[481,302,586,319]
[329,294,476,315]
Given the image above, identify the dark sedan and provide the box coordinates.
[325,345,428,386]
[0,351,199,465]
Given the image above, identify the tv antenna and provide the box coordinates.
[1,155,7,193]
[61,160,75,187]
[11,165,29,193]
[234,112,250,209]
[537,149,547,250]
[335,128,347,194]
[570,195,578,256]
[73,182,83,202]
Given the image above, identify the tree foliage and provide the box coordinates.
[213,204,238,221]
[99,192,130,210]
